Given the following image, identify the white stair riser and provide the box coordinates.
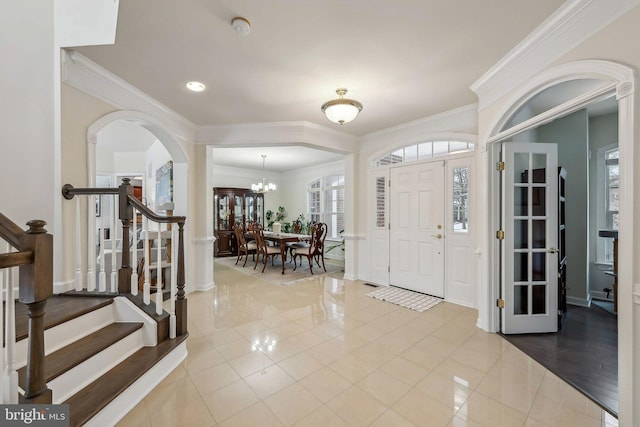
[113,297,158,346]
[15,304,115,369]
[50,328,145,404]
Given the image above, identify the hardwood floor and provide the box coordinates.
[501,302,618,417]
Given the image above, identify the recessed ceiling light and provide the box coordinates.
[186,81,206,92]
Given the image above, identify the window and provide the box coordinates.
[604,148,619,262]
[596,145,619,263]
[453,167,469,232]
[606,148,619,229]
[374,140,474,167]
[307,175,344,239]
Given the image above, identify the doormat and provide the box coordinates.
[367,286,442,312]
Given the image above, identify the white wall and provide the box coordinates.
[0,2,55,227]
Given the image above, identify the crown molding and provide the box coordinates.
[196,121,358,153]
[359,104,478,151]
[471,0,640,110]
[61,49,197,142]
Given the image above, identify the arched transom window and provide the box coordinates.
[374,140,474,167]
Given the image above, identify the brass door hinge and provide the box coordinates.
[497,299,505,308]
[496,230,505,240]
[496,161,505,171]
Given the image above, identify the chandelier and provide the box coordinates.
[251,155,276,193]
[321,88,363,125]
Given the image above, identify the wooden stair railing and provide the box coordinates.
[62,178,187,337]
[0,213,53,404]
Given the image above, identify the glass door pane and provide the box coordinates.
[234,195,243,226]
[503,142,558,334]
[218,195,230,230]
[245,195,255,223]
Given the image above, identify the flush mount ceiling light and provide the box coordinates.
[251,155,276,193]
[186,81,206,92]
[231,17,251,36]
[321,88,363,125]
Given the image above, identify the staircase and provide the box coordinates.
[1,180,190,426]
[13,294,187,426]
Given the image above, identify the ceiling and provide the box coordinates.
[77,0,565,137]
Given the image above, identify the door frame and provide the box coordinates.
[481,60,636,423]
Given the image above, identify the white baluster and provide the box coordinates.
[4,264,18,404]
[169,226,177,339]
[98,195,106,292]
[110,195,117,293]
[87,195,96,292]
[74,197,83,291]
[131,208,138,296]
[143,217,150,305]
[155,225,163,315]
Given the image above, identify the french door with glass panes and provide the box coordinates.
[501,143,558,334]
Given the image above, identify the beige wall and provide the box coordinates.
[59,83,116,284]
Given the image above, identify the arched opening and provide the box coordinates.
[482,60,635,419]
[86,110,192,289]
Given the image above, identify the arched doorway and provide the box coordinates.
[482,60,635,420]
[86,110,195,290]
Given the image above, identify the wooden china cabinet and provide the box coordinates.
[213,187,264,257]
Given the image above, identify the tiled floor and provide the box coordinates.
[118,263,618,426]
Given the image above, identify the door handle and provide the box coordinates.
[432,234,443,239]
[547,247,559,253]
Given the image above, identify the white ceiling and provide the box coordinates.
[77,0,565,137]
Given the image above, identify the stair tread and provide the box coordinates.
[65,333,188,427]
[8,295,114,343]
[17,322,144,387]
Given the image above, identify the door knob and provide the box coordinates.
[432,234,443,239]
[547,247,559,253]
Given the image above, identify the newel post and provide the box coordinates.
[176,221,188,336]
[118,178,134,294]
[19,220,53,404]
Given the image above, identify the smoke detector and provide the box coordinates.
[231,17,251,36]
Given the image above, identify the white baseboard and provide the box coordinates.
[53,279,75,294]
[192,281,215,292]
[590,290,615,302]
[567,295,592,307]
[343,273,357,281]
[84,340,188,427]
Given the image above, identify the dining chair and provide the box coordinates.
[292,222,326,274]
[313,222,328,272]
[285,220,305,261]
[252,223,283,273]
[233,222,257,267]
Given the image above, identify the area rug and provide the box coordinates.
[214,256,343,286]
[367,286,442,312]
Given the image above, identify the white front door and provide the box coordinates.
[501,142,558,334]
[390,161,445,296]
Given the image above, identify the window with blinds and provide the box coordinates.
[376,177,386,227]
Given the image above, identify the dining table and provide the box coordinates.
[261,231,310,274]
